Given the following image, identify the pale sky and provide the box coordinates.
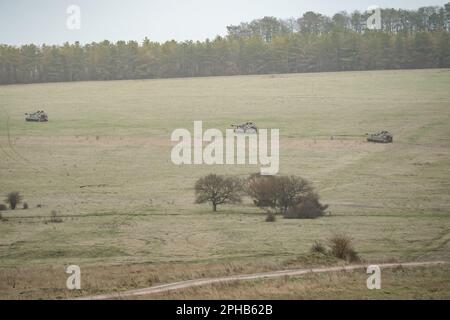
[0,0,448,46]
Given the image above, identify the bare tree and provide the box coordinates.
[195,174,242,212]
[245,174,278,210]
[276,176,314,214]
[246,174,327,218]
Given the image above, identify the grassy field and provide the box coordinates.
[147,265,450,300]
[0,69,450,299]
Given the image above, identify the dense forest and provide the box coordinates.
[1,4,450,85]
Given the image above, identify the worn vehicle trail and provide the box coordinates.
[77,261,448,300]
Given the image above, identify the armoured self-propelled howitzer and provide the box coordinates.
[231,122,258,134]
[367,131,393,143]
[25,111,48,122]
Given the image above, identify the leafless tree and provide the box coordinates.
[195,174,242,212]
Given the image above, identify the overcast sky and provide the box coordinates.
[0,0,448,46]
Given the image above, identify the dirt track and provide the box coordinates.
[76,260,448,300]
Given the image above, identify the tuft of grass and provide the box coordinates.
[23,202,29,210]
[49,211,63,224]
[265,213,276,222]
[328,234,360,262]
[0,204,7,211]
[0,213,7,222]
[310,241,328,255]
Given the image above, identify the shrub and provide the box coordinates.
[245,174,278,210]
[195,174,242,212]
[246,174,328,218]
[5,192,23,210]
[310,241,328,255]
[0,204,7,211]
[275,176,315,214]
[345,249,360,263]
[284,194,328,219]
[23,202,29,210]
[265,213,276,222]
[246,175,314,214]
[328,234,360,262]
[50,210,63,223]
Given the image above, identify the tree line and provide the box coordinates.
[1,4,450,85]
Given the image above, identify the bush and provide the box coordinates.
[245,174,278,210]
[328,234,360,262]
[265,213,276,222]
[310,241,328,255]
[50,210,63,223]
[23,202,29,210]
[284,194,328,219]
[0,204,7,211]
[5,192,23,210]
[248,175,315,214]
[246,174,327,218]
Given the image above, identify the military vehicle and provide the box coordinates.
[25,111,48,122]
[231,122,258,134]
[367,131,393,143]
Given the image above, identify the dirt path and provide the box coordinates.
[76,260,448,300]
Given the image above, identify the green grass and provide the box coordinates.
[0,69,449,298]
